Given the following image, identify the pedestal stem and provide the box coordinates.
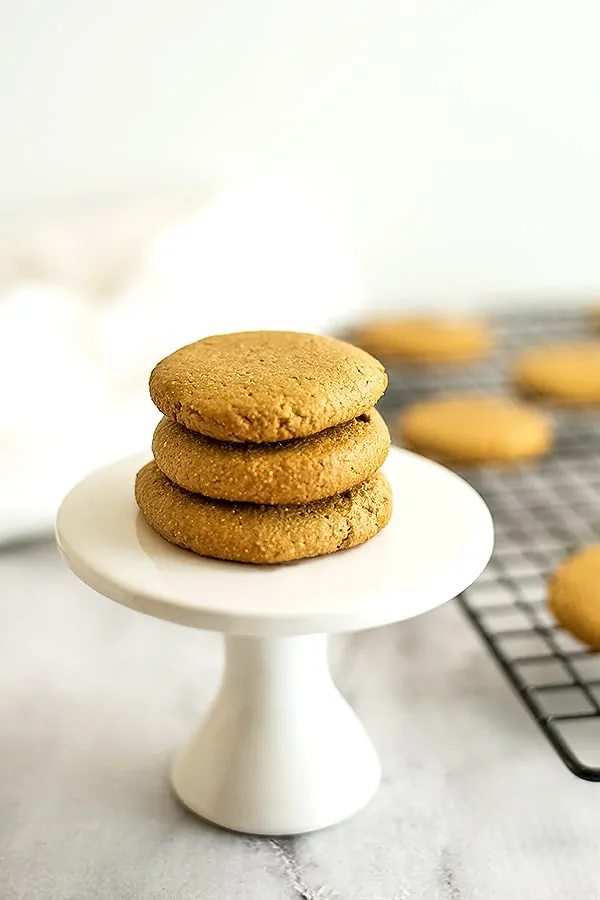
[221,633,330,704]
[171,633,380,835]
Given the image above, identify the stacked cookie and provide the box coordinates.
[135,331,393,564]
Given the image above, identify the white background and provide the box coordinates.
[1,1,600,308]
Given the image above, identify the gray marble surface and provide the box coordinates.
[2,541,600,900]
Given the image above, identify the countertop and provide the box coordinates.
[2,541,599,900]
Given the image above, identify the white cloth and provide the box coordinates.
[0,177,364,542]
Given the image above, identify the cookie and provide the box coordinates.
[152,409,390,504]
[350,316,493,364]
[513,344,600,404]
[548,545,600,649]
[149,331,387,443]
[135,461,393,564]
[398,395,552,466]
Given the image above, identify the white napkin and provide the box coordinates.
[0,176,365,542]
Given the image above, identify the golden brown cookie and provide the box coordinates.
[135,461,393,564]
[152,409,390,504]
[548,545,600,649]
[149,331,387,443]
[350,316,493,363]
[397,395,553,466]
[513,344,600,404]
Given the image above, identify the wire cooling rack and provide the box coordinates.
[380,309,600,781]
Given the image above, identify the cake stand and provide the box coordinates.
[56,447,493,835]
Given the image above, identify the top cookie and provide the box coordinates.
[149,331,387,442]
[350,316,493,364]
[513,344,600,404]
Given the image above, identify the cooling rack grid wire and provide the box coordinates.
[381,309,600,780]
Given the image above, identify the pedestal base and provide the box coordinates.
[171,634,380,835]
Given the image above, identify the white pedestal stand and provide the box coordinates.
[56,449,493,835]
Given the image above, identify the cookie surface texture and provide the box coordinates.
[149,331,387,442]
[513,344,600,404]
[152,409,390,504]
[135,461,393,564]
[398,395,552,465]
[548,545,600,649]
[351,316,492,363]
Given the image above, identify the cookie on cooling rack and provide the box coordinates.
[548,545,600,649]
[397,394,553,466]
[350,315,493,364]
[513,344,600,404]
